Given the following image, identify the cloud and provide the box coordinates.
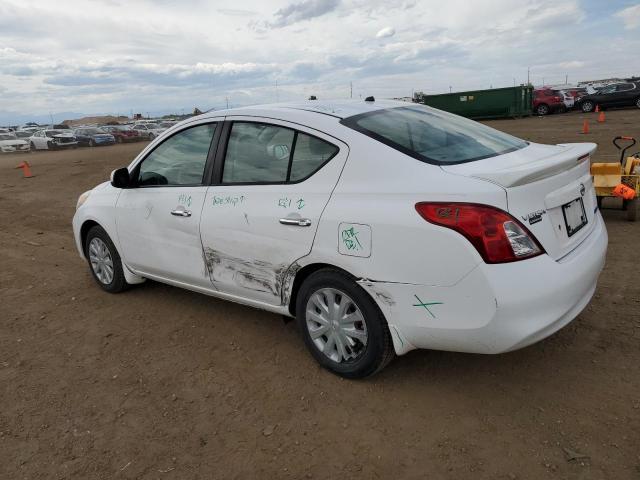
[267,0,340,28]
[376,27,395,38]
[615,4,640,30]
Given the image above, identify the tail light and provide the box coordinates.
[415,203,545,263]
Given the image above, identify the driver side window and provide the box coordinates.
[137,123,216,186]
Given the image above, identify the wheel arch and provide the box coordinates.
[80,219,101,256]
[287,262,354,316]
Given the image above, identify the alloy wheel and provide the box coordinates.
[88,237,114,285]
[305,288,368,363]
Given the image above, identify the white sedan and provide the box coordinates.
[29,129,78,150]
[72,100,608,378]
[0,133,31,153]
[131,123,165,140]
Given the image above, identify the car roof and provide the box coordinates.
[200,99,410,121]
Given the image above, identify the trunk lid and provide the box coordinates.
[442,142,598,260]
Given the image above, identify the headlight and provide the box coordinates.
[76,190,91,210]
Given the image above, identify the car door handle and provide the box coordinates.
[171,209,192,217]
[279,217,312,226]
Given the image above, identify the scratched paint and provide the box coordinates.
[357,279,396,306]
[202,246,300,306]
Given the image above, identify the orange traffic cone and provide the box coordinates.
[595,104,600,113]
[581,120,589,134]
[15,160,34,178]
[598,111,605,123]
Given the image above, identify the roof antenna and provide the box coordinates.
[364,96,375,102]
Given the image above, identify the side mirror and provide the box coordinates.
[111,167,131,189]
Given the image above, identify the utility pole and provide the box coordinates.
[527,67,530,85]
[565,74,568,84]
[226,97,229,109]
[350,81,353,99]
[449,86,452,93]
[513,78,516,87]
[275,79,279,102]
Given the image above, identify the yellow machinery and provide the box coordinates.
[591,136,640,221]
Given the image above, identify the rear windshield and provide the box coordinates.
[341,105,527,164]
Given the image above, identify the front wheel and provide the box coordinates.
[536,104,550,115]
[296,269,395,378]
[581,100,595,113]
[85,225,130,293]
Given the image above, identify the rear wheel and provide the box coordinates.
[296,269,394,378]
[536,104,550,115]
[636,97,640,109]
[85,225,130,293]
[581,100,595,113]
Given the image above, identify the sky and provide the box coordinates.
[0,0,639,124]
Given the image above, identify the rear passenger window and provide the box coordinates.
[289,133,339,181]
[222,122,338,184]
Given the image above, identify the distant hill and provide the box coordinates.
[62,115,129,126]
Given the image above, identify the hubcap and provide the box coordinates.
[584,101,593,112]
[305,288,368,363]
[88,238,114,285]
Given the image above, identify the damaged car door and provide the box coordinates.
[200,118,348,306]
[115,122,219,286]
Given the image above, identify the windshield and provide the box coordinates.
[341,105,528,164]
[46,130,64,136]
[82,128,105,135]
[0,134,16,140]
[144,123,159,129]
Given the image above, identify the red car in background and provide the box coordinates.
[533,88,565,115]
[100,125,143,143]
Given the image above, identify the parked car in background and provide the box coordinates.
[553,89,575,110]
[132,123,165,140]
[73,100,607,378]
[14,131,33,140]
[74,127,116,147]
[533,88,565,115]
[577,82,640,112]
[0,133,31,153]
[29,129,78,150]
[101,125,143,143]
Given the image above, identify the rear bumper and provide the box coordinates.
[361,212,608,355]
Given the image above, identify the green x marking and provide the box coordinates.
[412,295,443,318]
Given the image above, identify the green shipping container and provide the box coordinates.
[417,85,533,120]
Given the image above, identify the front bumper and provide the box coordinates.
[361,212,608,355]
[1,145,30,153]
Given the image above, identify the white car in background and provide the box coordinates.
[72,100,608,378]
[132,122,165,140]
[29,129,78,150]
[0,133,31,153]
[554,89,575,110]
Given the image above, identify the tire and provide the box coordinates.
[581,100,595,113]
[597,196,603,210]
[627,198,637,221]
[536,104,550,115]
[636,97,640,109]
[47,141,54,150]
[30,142,36,151]
[84,225,130,293]
[296,269,395,379]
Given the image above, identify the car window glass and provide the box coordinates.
[342,105,527,164]
[616,83,633,91]
[289,133,338,181]
[222,122,295,183]
[137,123,216,186]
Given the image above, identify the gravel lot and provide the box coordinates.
[1,109,639,479]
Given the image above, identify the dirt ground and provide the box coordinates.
[1,109,639,480]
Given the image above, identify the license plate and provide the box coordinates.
[562,198,587,237]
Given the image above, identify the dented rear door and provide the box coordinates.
[199,117,349,306]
